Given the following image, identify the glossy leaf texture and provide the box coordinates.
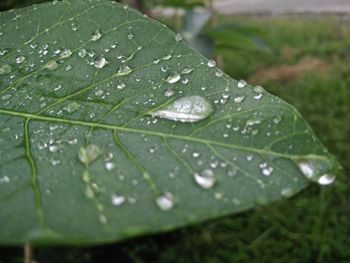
[0,0,340,245]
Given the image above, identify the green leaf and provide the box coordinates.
[0,0,340,245]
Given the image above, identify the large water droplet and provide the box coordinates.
[94,57,108,68]
[237,80,247,88]
[116,65,132,76]
[0,64,12,74]
[156,192,174,211]
[166,73,181,84]
[317,173,336,185]
[16,56,26,64]
[194,169,215,189]
[297,158,336,185]
[150,96,213,123]
[60,49,72,59]
[79,144,101,164]
[91,30,102,41]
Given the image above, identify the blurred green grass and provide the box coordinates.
[1,10,350,263]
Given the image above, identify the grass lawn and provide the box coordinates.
[1,14,350,263]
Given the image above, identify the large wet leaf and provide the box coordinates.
[0,0,340,245]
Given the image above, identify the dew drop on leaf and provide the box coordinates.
[237,80,247,88]
[91,30,102,41]
[15,56,26,64]
[117,83,126,90]
[156,192,174,211]
[207,59,216,68]
[94,57,108,69]
[45,60,58,71]
[150,96,213,123]
[297,158,336,185]
[116,65,132,76]
[166,74,181,84]
[1,94,12,101]
[60,48,72,59]
[234,96,245,103]
[78,48,87,58]
[194,169,215,189]
[317,173,336,185]
[111,194,125,206]
[0,64,12,74]
[175,33,183,42]
[79,144,101,164]
[0,176,10,184]
[63,102,81,113]
[163,88,174,97]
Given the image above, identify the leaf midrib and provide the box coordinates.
[0,108,327,161]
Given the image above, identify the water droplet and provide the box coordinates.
[116,65,132,76]
[156,192,174,211]
[273,116,282,124]
[281,188,293,197]
[117,83,126,90]
[298,160,314,179]
[111,194,125,206]
[63,102,81,113]
[317,174,336,185]
[181,67,193,74]
[45,60,58,71]
[181,78,189,85]
[49,145,59,153]
[227,169,237,177]
[297,158,336,185]
[150,96,213,123]
[95,89,104,96]
[262,166,273,176]
[207,59,216,68]
[79,144,101,164]
[164,88,174,97]
[60,48,72,59]
[91,30,102,41]
[246,155,254,161]
[166,73,181,84]
[1,94,12,101]
[194,169,215,189]
[237,80,247,88]
[16,56,26,64]
[94,56,108,69]
[0,176,10,184]
[175,33,183,42]
[192,152,200,158]
[78,48,87,58]
[215,71,223,77]
[234,96,245,103]
[163,54,172,60]
[0,64,12,74]
[254,93,263,100]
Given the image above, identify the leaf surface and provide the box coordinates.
[0,0,339,245]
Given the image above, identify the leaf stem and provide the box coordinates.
[24,243,34,263]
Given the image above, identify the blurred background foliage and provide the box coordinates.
[1,0,350,262]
